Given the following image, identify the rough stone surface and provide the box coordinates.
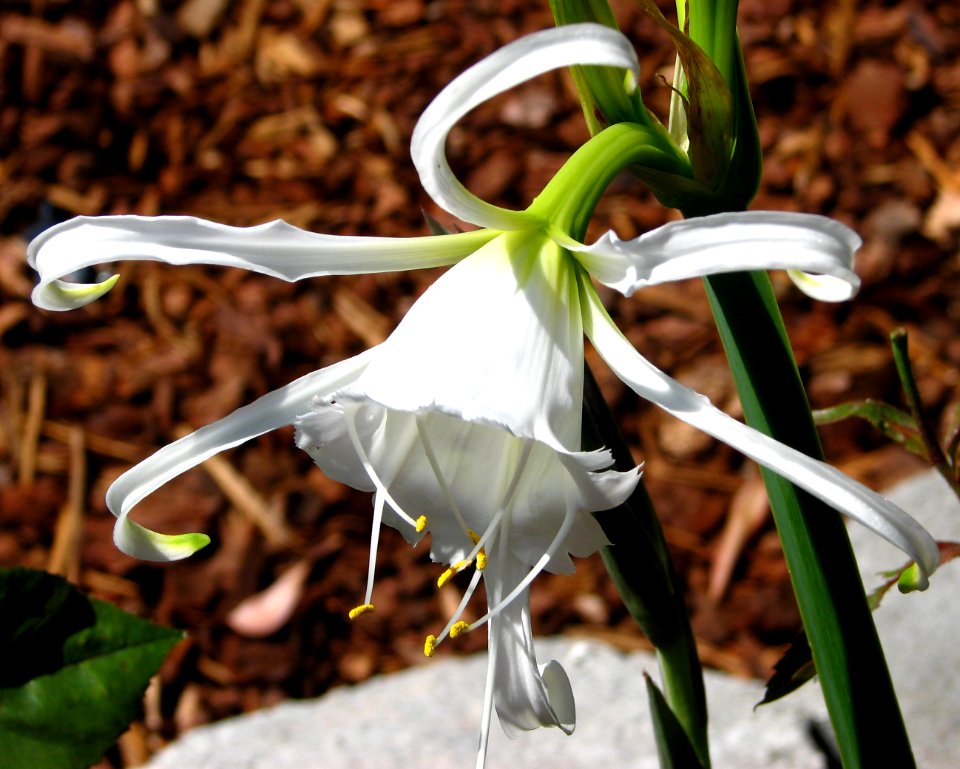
[144,471,960,768]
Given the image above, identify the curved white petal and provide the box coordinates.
[29,215,494,311]
[580,281,940,584]
[109,348,376,561]
[340,230,585,450]
[488,550,575,737]
[571,211,862,301]
[411,23,640,231]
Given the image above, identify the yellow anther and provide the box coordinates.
[450,621,470,638]
[437,568,456,588]
[424,634,437,657]
[348,603,375,620]
[476,550,487,570]
[415,515,428,533]
[437,559,473,588]
[468,529,481,545]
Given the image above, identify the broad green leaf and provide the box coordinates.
[645,674,708,769]
[0,568,183,769]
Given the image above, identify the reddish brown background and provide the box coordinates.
[1,1,958,765]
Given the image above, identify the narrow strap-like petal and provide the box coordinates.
[109,348,375,561]
[29,215,495,311]
[571,211,862,300]
[579,280,940,583]
[411,23,640,231]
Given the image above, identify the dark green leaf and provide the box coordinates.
[0,568,183,769]
[0,568,96,687]
[758,632,817,707]
[584,366,711,767]
[764,542,960,712]
[645,674,708,769]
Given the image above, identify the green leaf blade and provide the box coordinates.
[645,673,708,769]
[0,568,183,769]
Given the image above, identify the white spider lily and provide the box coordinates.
[27,23,938,769]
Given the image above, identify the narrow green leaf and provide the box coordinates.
[703,271,916,769]
[645,673,708,769]
[812,400,926,457]
[0,568,183,769]
[764,541,960,708]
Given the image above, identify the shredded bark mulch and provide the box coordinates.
[1,1,959,765]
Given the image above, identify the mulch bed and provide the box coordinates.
[1,0,958,765]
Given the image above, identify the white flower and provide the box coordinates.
[27,23,938,769]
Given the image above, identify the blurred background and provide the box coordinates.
[0,0,958,765]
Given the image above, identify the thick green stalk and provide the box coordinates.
[583,367,710,767]
[702,271,915,768]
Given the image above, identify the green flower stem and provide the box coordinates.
[702,270,916,769]
[678,0,740,91]
[583,366,710,767]
[548,0,656,131]
[531,122,691,239]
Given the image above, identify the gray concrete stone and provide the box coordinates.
[846,471,960,769]
[144,471,960,769]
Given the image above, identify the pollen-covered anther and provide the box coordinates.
[467,529,487,569]
[449,620,470,638]
[348,603,375,620]
[424,634,437,657]
[415,515,428,533]
[437,559,473,587]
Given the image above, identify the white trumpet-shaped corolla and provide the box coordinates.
[27,23,938,769]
